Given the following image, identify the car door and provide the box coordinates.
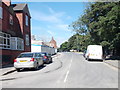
[48,54,52,61]
[34,53,40,66]
[37,53,43,65]
[32,53,37,67]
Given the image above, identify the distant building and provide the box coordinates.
[31,36,57,49]
[0,0,31,66]
[31,36,57,54]
[49,37,57,48]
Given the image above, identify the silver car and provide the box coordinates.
[14,52,44,72]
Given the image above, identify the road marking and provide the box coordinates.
[64,54,73,83]
[64,70,69,83]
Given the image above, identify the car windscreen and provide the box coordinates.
[17,53,33,58]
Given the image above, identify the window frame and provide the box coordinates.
[25,34,29,46]
[0,31,11,49]
[9,14,13,25]
[0,7,2,19]
[25,15,29,26]
[10,37,24,50]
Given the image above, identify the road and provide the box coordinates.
[2,52,118,88]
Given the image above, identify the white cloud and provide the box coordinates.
[66,16,72,20]
[47,30,56,36]
[35,35,51,42]
[55,36,68,47]
[56,24,71,32]
[48,7,55,14]
[31,7,65,24]
[30,6,73,47]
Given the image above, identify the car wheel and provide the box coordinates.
[49,58,52,63]
[50,60,52,63]
[87,57,89,61]
[36,63,39,70]
[16,68,21,72]
[47,61,49,64]
[41,63,44,67]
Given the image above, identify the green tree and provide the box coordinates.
[59,41,69,52]
[60,34,90,52]
[70,2,120,55]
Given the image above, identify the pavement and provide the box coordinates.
[0,67,16,76]
[104,60,120,69]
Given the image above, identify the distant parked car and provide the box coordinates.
[14,52,44,72]
[40,52,52,64]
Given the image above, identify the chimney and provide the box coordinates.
[2,0,11,6]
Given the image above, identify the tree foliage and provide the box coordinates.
[59,41,69,52]
[68,2,120,55]
[59,34,91,52]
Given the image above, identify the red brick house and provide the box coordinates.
[49,37,57,49]
[0,0,31,66]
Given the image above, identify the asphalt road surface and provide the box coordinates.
[2,52,118,88]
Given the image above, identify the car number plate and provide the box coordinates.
[20,60,27,62]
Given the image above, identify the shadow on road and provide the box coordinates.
[88,59,103,62]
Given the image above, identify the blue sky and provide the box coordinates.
[12,2,88,47]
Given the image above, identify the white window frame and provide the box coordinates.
[26,15,29,26]
[0,7,2,19]
[11,37,24,50]
[25,34,29,46]
[0,31,11,49]
[10,14,13,25]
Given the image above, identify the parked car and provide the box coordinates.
[40,52,52,64]
[14,52,44,72]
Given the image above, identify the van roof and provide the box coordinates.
[88,45,102,47]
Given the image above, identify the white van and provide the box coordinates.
[85,45,103,60]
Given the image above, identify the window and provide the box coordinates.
[11,37,24,50]
[0,7,2,19]
[10,14,13,25]
[25,15,28,26]
[0,32,24,50]
[17,53,33,58]
[37,53,42,57]
[17,38,24,50]
[0,31,11,49]
[25,34,29,46]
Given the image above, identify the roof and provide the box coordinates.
[12,4,26,10]
[11,3,31,17]
[50,37,56,43]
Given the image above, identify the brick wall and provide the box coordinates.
[1,49,24,65]
[0,2,31,66]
